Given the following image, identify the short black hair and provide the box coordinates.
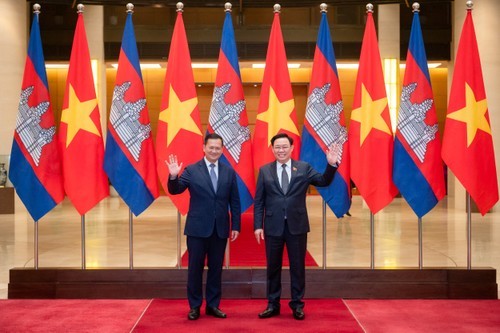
[271,133,293,146]
[205,132,224,146]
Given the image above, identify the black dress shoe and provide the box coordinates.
[258,307,280,319]
[293,307,305,320]
[206,306,227,318]
[188,307,200,320]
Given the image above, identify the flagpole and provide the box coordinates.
[322,199,327,269]
[467,193,472,270]
[418,217,423,269]
[81,214,86,269]
[34,221,39,269]
[129,209,134,269]
[177,210,182,269]
[370,212,375,269]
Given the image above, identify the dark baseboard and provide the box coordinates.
[8,267,497,299]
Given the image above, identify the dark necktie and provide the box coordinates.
[281,164,289,194]
[209,163,217,192]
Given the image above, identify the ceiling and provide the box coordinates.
[28,0,453,8]
[29,0,453,61]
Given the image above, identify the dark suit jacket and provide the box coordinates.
[168,159,241,238]
[254,160,336,236]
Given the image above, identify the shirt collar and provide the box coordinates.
[204,157,218,168]
[278,160,291,169]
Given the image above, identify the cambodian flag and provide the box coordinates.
[393,6,445,218]
[300,7,350,218]
[208,6,255,212]
[9,9,64,221]
[104,8,159,216]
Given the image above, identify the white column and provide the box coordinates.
[378,4,400,133]
[83,5,107,138]
[448,0,500,212]
[0,0,27,159]
[378,4,400,60]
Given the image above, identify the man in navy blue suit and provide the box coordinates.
[167,133,241,320]
[254,133,340,320]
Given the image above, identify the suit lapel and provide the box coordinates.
[216,162,223,192]
[288,160,299,190]
[270,161,282,193]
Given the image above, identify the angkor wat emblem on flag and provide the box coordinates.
[209,83,250,163]
[110,82,151,162]
[16,86,56,166]
[305,83,347,163]
[397,82,437,163]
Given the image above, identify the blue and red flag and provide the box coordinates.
[208,5,255,213]
[393,5,445,218]
[300,6,350,218]
[104,7,159,216]
[9,8,64,221]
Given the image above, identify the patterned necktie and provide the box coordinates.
[209,163,217,192]
[281,164,289,194]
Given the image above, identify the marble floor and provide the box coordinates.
[1,194,499,299]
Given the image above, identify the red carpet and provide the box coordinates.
[182,213,318,267]
[132,299,363,333]
[346,299,500,332]
[2,299,500,332]
[0,299,149,333]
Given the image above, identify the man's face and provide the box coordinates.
[272,137,294,164]
[203,138,223,163]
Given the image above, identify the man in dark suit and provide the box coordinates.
[254,133,340,320]
[167,133,241,320]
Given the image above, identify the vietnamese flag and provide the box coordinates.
[253,4,301,171]
[348,6,397,214]
[58,6,109,215]
[156,5,203,215]
[442,4,498,215]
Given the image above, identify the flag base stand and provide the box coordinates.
[8,267,497,299]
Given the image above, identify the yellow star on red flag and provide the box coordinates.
[350,84,390,145]
[60,84,100,147]
[256,86,299,146]
[158,85,201,145]
[446,83,490,147]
